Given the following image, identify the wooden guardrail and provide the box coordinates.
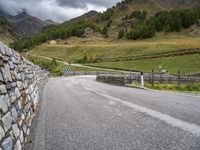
[64,71,200,86]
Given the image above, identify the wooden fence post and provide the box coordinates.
[129,70,132,84]
[177,71,181,87]
[152,69,154,87]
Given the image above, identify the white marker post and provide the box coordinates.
[141,72,144,87]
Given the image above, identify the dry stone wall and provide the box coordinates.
[0,41,49,150]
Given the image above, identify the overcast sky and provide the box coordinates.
[0,0,121,23]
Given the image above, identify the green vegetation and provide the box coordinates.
[0,16,20,44]
[11,21,95,51]
[145,83,200,93]
[118,29,125,39]
[87,54,200,74]
[122,10,147,20]
[10,5,200,52]
[27,55,109,76]
[126,9,200,40]
[127,23,155,39]
[29,36,200,63]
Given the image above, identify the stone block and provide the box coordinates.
[0,84,7,94]
[11,107,18,122]
[0,96,8,113]
[4,63,12,82]
[9,61,15,70]
[0,58,3,67]
[5,94,11,107]
[9,90,17,104]
[2,55,9,62]
[0,42,6,55]
[17,81,23,90]
[0,125,5,141]
[19,131,24,143]
[2,137,13,150]
[15,87,21,99]
[2,112,13,132]
[12,124,20,138]
[18,65,24,72]
[14,140,21,150]
[0,71,3,81]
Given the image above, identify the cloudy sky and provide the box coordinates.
[0,0,121,23]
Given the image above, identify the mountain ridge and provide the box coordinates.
[0,8,56,36]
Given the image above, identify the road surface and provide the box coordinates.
[33,76,200,150]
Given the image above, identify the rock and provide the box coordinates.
[9,130,14,141]
[2,137,13,150]
[0,42,6,55]
[0,84,7,94]
[11,82,17,88]
[0,125,5,141]
[17,81,23,90]
[9,90,17,104]
[18,65,24,72]
[19,131,24,143]
[0,41,49,148]
[0,58,3,67]
[0,96,8,113]
[0,71,3,81]
[11,107,18,122]
[14,140,21,150]
[15,88,21,99]
[12,124,20,138]
[23,124,27,134]
[5,94,11,107]
[9,61,15,70]
[2,56,9,62]
[6,82,12,90]
[4,63,12,82]
[4,46,11,56]
[2,112,13,132]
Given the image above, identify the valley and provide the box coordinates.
[29,35,200,74]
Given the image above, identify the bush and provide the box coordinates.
[118,29,125,39]
[127,23,155,40]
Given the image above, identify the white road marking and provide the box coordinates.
[84,86,200,137]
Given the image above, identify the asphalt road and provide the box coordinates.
[33,76,200,150]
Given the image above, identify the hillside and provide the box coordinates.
[67,10,99,23]
[11,0,200,74]
[0,16,22,44]
[0,9,53,36]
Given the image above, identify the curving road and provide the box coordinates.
[33,76,200,150]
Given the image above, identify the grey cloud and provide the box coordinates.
[0,0,121,22]
[56,0,120,8]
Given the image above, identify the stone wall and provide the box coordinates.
[96,73,200,86]
[0,41,49,150]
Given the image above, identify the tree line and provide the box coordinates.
[10,21,95,51]
[119,8,200,39]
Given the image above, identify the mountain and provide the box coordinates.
[45,19,58,25]
[67,10,99,23]
[11,0,200,51]
[0,9,54,36]
[0,16,22,44]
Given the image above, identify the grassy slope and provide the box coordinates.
[30,35,200,62]
[27,55,110,74]
[87,54,200,74]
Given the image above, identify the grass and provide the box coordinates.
[144,83,200,93]
[30,36,200,63]
[87,54,200,74]
[27,55,108,76]
[0,32,14,45]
